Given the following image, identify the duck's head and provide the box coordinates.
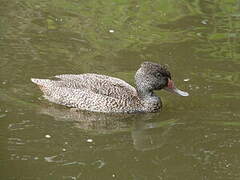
[135,62,189,96]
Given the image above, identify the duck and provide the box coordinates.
[31,61,188,113]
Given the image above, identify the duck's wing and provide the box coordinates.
[31,74,138,99]
[55,74,138,98]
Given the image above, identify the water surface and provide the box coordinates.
[0,0,240,179]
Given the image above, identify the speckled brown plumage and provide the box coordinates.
[31,62,187,113]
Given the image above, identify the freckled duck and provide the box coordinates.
[31,62,188,113]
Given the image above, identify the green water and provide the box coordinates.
[0,0,240,179]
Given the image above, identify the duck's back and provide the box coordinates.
[31,74,143,113]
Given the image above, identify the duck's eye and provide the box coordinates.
[155,72,162,78]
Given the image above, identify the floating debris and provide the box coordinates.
[201,19,208,25]
[86,139,93,143]
[62,148,66,152]
[45,134,51,138]
[196,33,202,36]
[109,29,114,33]
[183,78,190,82]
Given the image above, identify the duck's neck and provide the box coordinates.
[134,69,162,112]
[135,75,156,99]
[136,87,154,98]
[136,86,162,112]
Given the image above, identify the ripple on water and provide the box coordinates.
[8,120,33,131]
[63,161,86,166]
[44,154,65,163]
[0,114,6,119]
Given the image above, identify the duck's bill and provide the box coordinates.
[164,87,189,96]
[164,79,189,96]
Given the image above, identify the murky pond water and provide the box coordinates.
[1,0,240,179]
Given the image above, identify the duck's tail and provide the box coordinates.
[31,78,52,86]
[31,78,54,92]
[31,78,55,97]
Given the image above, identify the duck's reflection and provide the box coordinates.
[39,105,178,151]
[132,119,174,151]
